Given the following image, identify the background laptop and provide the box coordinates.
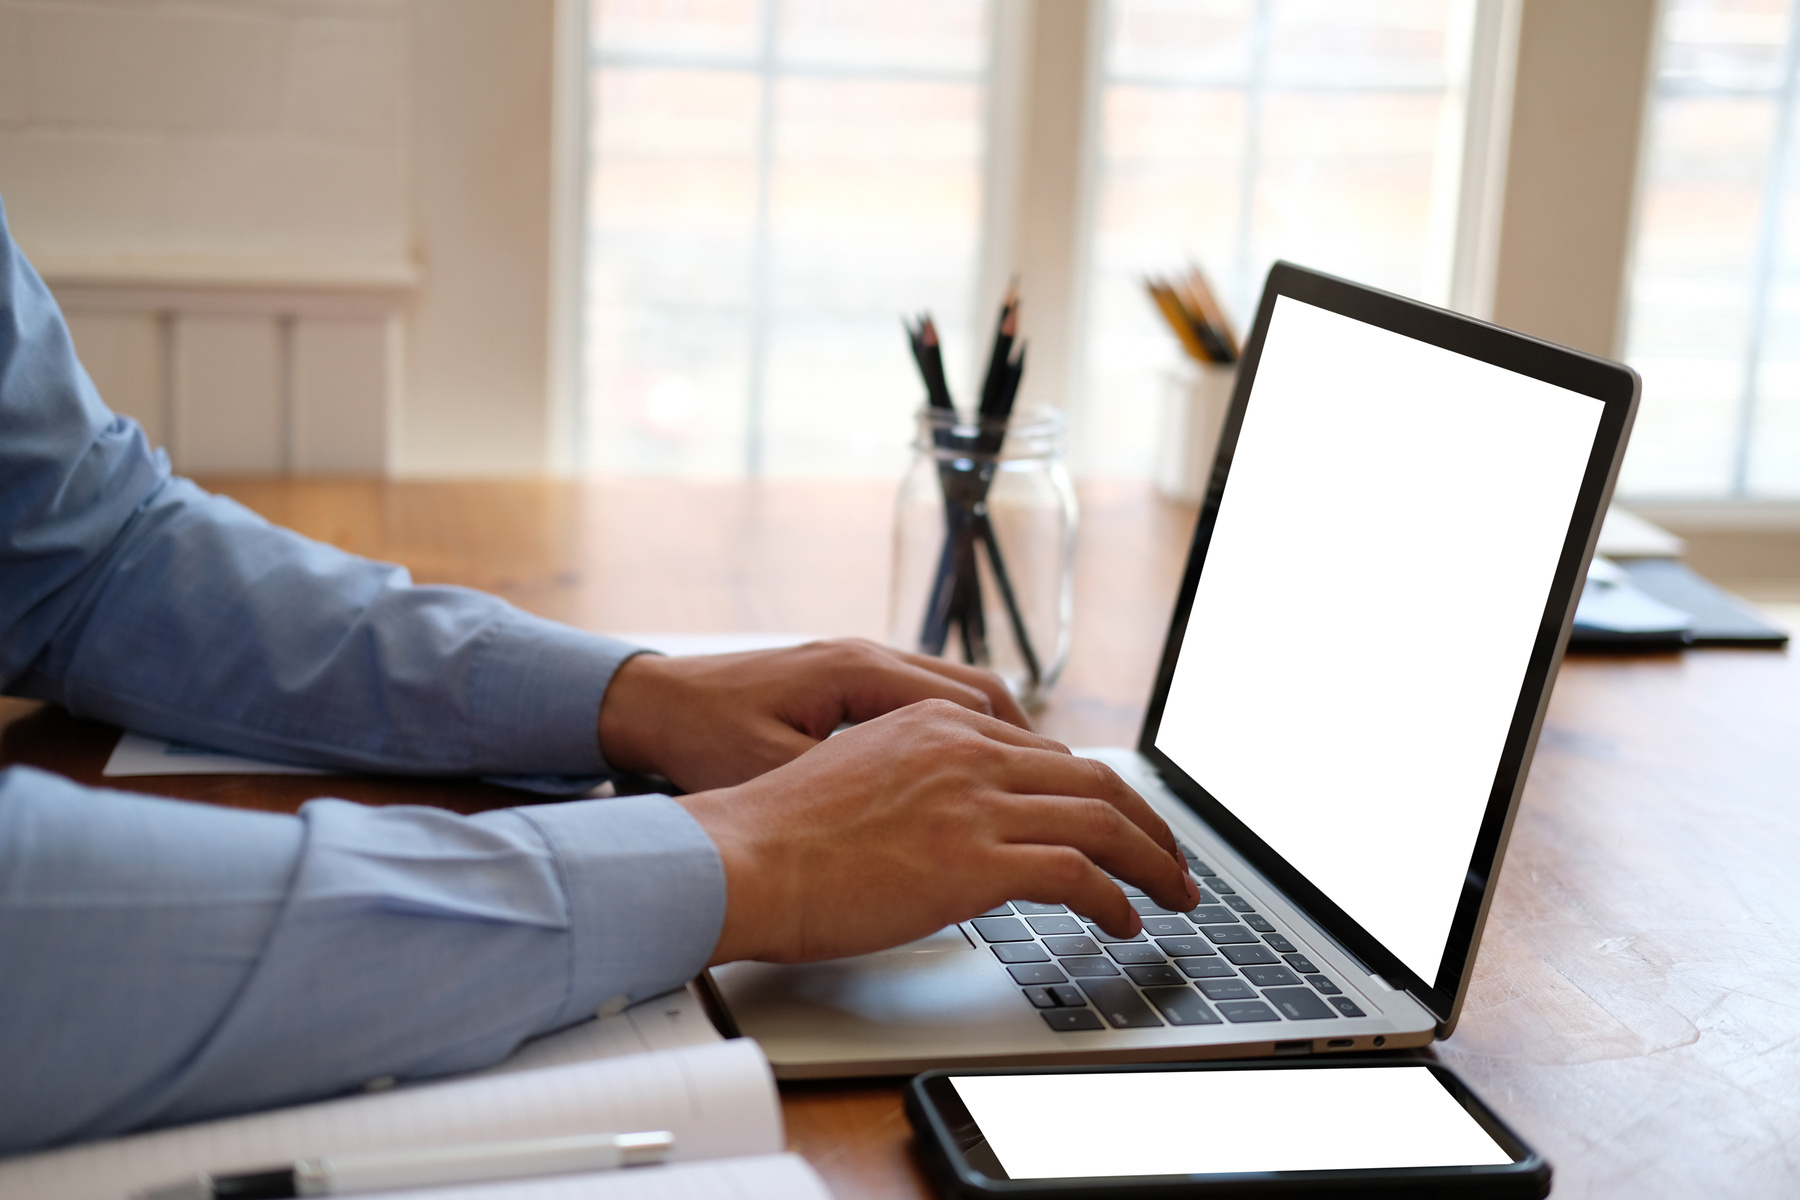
[706,262,1639,1077]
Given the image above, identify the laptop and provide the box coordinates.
[705,262,1639,1077]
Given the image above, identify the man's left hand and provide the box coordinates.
[596,638,1030,791]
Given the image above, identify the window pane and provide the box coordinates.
[1083,0,1471,478]
[1620,0,1795,497]
[584,0,990,478]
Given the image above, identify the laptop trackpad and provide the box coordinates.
[874,924,975,955]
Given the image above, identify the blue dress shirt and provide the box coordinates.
[0,196,727,1155]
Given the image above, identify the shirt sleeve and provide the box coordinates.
[0,765,727,1154]
[0,194,643,780]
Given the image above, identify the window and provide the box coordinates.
[1081,0,1481,476]
[580,0,1495,481]
[1622,0,1800,497]
[583,0,992,477]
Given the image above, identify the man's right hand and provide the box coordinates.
[675,699,1201,965]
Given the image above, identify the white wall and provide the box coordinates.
[0,0,562,476]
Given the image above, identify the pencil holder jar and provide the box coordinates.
[889,406,1077,709]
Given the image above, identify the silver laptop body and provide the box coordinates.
[708,263,1640,1078]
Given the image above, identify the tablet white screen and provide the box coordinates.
[1154,296,1602,982]
[951,1066,1512,1179]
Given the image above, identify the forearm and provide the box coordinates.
[13,476,644,777]
[0,767,725,1154]
[0,192,641,779]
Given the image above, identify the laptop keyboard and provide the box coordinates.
[972,844,1368,1033]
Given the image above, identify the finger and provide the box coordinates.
[989,844,1141,938]
[989,791,1197,915]
[994,748,1186,864]
[928,702,1071,754]
[836,657,1005,725]
[884,647,1031,729]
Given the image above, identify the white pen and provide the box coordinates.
[138,1129,675,1200]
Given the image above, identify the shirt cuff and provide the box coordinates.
[468,613,649,777]
[512,794,726,1028]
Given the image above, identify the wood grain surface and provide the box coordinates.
[4,477,1797,1199]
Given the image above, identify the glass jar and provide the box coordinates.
[888,406,1077,708]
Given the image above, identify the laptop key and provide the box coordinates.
[1077,978,1165,1029]
[1222,894,1255,914]
[1012,901,1068,915]
[1129,896,1179,916]
[1009,963,1070,985]
[1328,996,1367,1018]
[1264,934,1299,954]
[1188,906,1237,925]
[1241,965,1301,988]
[1264,987,1338,1020]
[1221,943,1280,965]
[1193,888,1219,907]
[993,943,1051,964]
[972,917,1033,942]
[1215,999,1281,1023]
[1027,914,1086,936]
[1176,845,1214,876]
[1044,935,1101,957]
[1306,975,1342,994]
[1141,916,1194,937]
[1061,956,1123,977]
[1201,875,1236,895]
[1283,953,1319,973]
[1048,984,1086,1007]
[1195,977,1258,1001]
[1021,986,1058,1008]
[980,904,1014,917]
[1043,1008,1106,1032]
[1125,964,1185,987]
[1155,936,1214,957]
[1106,942,1166,965]
[1202,925,1258,945]
[1177,957,1237,979]
[1086,926,1146,943]
[1243,914,1276,933]
[1143,986,1222,1026]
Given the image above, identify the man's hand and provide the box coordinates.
[597,638,1029,792]
[675,699,1201,965]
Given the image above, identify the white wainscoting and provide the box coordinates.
[43,257,414,474]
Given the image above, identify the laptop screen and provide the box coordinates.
[1152,294,1604,985]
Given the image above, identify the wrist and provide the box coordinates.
[596,651,674,775]
[677,785,792,965]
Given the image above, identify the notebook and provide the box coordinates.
[708,261,1640,1078]
[0,987,829,1200]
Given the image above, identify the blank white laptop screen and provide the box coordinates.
[1156,295,1603,982]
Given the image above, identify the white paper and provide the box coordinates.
[1595,505,1684,559]
[362,1153,830,1200]
[0,1040,783,1200]
[100,634,820,778]
[102,731,332,777]
[484,984,722,1077]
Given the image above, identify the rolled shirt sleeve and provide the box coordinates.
[0,766,727,1155]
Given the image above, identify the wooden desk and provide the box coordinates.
[5,478,1798,1199]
